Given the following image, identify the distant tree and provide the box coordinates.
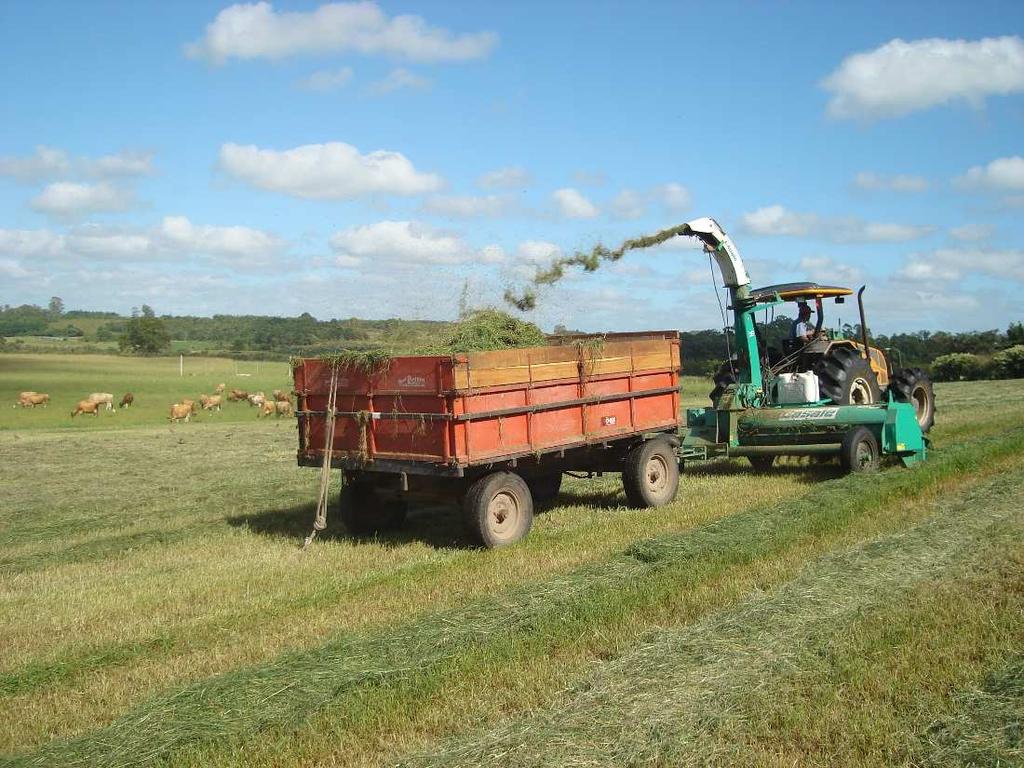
[119,306,170,355]
[930,353,986,382]
[991,345,1024,379]
[62,324,84,337]
[1008,322,1024,346]
[48,296,65,318]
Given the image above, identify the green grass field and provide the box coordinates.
[1,353,293,429]
[1,353,1022,767]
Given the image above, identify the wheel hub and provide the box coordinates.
[487,490,520,536]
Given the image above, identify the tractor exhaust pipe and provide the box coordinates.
[857,286,870,362]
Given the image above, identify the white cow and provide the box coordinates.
[87,392,116,412]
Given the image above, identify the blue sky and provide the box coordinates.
[1,0,1023,333]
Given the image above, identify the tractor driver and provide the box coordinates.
[791,302,816,344]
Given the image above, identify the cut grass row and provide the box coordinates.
[404,466,1024,767]
[6,418,1024,768]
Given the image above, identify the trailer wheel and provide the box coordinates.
[840,427,880,474]
[747,455,776,472]
[463,472,534,548]
[526,471,563,504]
[622,438,679,508]
[339,482,407,536]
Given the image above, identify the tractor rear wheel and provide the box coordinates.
[889,367,935,432]
[622,438,680,508]
[840,427,880,474]
[709,359,738,403]
[814,347,880,406]
[339,482,408,536]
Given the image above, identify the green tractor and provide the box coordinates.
[670,217,931,474]
[708,282,935,433]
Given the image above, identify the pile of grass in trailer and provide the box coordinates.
[402,467,1024,767]
[504,223,692,311]
[12,426,1024,768]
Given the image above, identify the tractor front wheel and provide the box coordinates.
[840,427,880,474]
[889,367,936,432]
[814,347,880,406]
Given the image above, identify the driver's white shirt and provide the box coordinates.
[794,321,810,339]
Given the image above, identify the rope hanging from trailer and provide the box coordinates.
[302,364,339,550]
[709,252,734,376]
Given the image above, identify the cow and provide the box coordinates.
[228,389,249,402]
[260,400,276,418]
[71,399,101,418]
[168,403,192,423]
[274,400,293,416]
[201,394,222,412]
[119,392,134,409]
[87,392,115,412]
[248,392,266,408]
[272,389,292,404]
[17,392,49,408]
[214,383,226,394]
[180,398,198,414]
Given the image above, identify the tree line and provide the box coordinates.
[2,299,1022,379]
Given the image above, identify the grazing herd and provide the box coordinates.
[12,381,295,423]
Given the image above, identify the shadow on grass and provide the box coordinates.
[227,500,472,550]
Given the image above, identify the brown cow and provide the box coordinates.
[168,403,192,423]
[119,392,134,409]
[248,392,266,408]
[71,399,101,418]
[87,392,115,412]
[272,389,292,404]
[18,392,50,408]
[228,388,249,402]
[273,400,293,416]
[201,394,222,412]
[214,383,226,394]
[180,398,198,414]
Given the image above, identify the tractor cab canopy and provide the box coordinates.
[749,282,853,304]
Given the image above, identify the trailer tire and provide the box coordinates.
[814,347,880,406]
[840,427,880,474]
[463,471,534,548]
[747,455,776,472]
[622,438,679,508]
[339,482,407,536]
[888,367,935,433]
[526,471,563,504]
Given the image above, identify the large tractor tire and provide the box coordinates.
[888,367,936,433]
[814,347,881,406]
[622,438,680,508]
[709,359,738,403]
[339,482,408,536]
[463,471,534,548]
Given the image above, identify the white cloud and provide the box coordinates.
[0,257,35,279]
[896,248,1024,283]
[420,194,513,218]
[654,182,691,212]
[297,66,354,91]
[186,1,497,64]
[155,216,282,261]
[955,156,1024,191]
[950,223,994,242]
[0,217,282,265]
[329,220,497,265]
[741,205,932,243]
[0,146,71,181]
[798,255,863,285]
[368,67,432,94]
[515,240,563,265]
[553,187,599,219]
[822,36,1024,119]
[30,182,134,218]
[85,150,154,177]
[478,166,530,189]
[218,141,443,200]
[853,171,928,192]
[609,189,645,220]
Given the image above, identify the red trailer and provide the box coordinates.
[293,332,682,546]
